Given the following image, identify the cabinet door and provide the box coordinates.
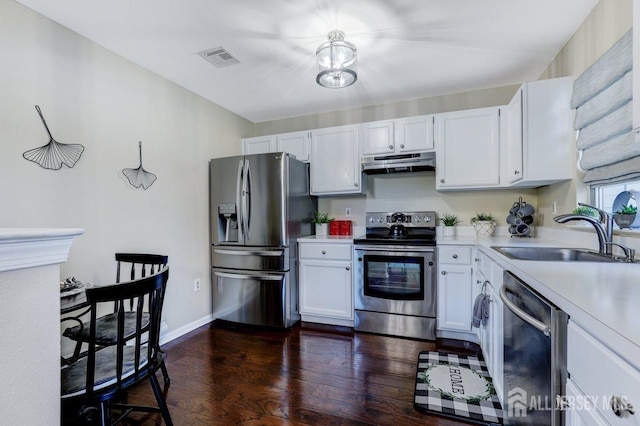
[565,379,609,426]
[502,88,524,185]
[242,135,276,155]
[276,131,310,162]
[299,259,353,320]
[361,120,395,155]
[435,107,500,190]
[310,125,362,195]
[396,115,435,153]
[437,265,473,332]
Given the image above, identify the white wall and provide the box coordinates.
[0,1,253,337]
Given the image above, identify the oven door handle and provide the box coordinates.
[500,286,551,336]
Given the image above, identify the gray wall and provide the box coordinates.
[0,1,253,339]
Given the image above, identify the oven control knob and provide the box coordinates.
[424,216,431,222]
[368,217,374,223]
[415,217,421,223]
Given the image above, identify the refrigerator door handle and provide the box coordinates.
[213,248,283,257]
[214,271,282,281]
[236,159,244,242]
[243,158,252,240]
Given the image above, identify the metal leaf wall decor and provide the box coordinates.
[23,105,85,169]
[122,141,157,190]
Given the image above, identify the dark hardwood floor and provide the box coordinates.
[118,321,482,425]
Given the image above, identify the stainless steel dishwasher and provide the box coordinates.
[501,271,568,425]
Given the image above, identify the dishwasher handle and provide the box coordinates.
[500,285,551,337]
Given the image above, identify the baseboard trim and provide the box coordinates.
[160,314,214,345]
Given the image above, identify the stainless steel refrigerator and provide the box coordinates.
[210,152,316,328]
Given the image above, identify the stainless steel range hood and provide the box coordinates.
[361,152,436,175]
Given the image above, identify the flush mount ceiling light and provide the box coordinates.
[316,30,357,89]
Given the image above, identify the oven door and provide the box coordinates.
[354,245,436,317]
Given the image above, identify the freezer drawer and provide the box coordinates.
[212,245,289,271]
[212,268,297,328]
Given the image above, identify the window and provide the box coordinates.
[591,180,639,230]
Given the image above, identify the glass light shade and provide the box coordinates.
[316,30,357,88]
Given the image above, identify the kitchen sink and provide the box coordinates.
[491,246,626,263]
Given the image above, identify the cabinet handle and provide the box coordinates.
[388,144,394,150]
[354,182,358,187]
[611,396,635,418]
[400,144,405,149]
[514,170,520,175]
[321,250,326,255]
[440,179,445,183]
[475,258,480,262]
[441,271,446,275]
[346,266,350,271]
[452,254,458,259]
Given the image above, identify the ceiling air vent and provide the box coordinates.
[199,46,240,68]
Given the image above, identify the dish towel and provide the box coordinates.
[471,293,490,328]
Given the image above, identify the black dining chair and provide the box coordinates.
[63,253,170,382]
[61,266,172,425]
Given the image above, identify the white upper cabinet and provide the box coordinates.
[310,124,364,195]
[634,0,640,141]
[276,130,310,162]
[361,120,395,155]
[361,115,434,156]
[241,135,276,155]
[435,107,501,190]
[501,77,573,188]
[395,115,435,153]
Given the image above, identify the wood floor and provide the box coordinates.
[118,321,482,425]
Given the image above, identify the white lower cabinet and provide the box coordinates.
[567,321,640,425]
[298,241,353,326]
[437,245,474,332]
[565,379,609,426]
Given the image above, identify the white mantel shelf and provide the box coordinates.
[0,227,83,425]
[0,227,84,272]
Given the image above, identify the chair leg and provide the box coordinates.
[100,401,110,426]
[160,358,170,384]
[149,371,173,425]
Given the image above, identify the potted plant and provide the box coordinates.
[440,213,462,237]
[613,204,637,229]
[311,211,333,236]
[471,212,495,238]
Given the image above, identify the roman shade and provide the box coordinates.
[572,29,636,185]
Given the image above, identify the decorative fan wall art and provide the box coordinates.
[23,105,85,169]
[122,141,157,190]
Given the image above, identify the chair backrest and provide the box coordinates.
[115,253,168,283]
[83,266,169,398]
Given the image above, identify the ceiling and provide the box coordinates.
[16,0,598,123]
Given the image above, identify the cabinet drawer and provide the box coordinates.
[299,243,352,261]
[568,321,640,425]
[438,246,471,264]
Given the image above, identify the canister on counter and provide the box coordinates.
[329,220,341,235]
[339,220,352,235]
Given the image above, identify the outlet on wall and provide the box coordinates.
[194,278,201,292]
[345,207,352,218]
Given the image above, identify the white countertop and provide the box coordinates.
[441,235,640,369]
[297,235,361,243]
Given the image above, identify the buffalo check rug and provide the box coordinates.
[414,351,503,425]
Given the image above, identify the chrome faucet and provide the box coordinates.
[553,202,613,255]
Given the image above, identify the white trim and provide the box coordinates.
[159,314,214,345]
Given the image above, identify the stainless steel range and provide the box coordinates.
[353,211,437,340]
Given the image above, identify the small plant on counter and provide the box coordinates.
[572,206,599,218]
[440,213,462,227]
[615,204,638,215]
[311,211,333,224]
[470,212,494,223]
